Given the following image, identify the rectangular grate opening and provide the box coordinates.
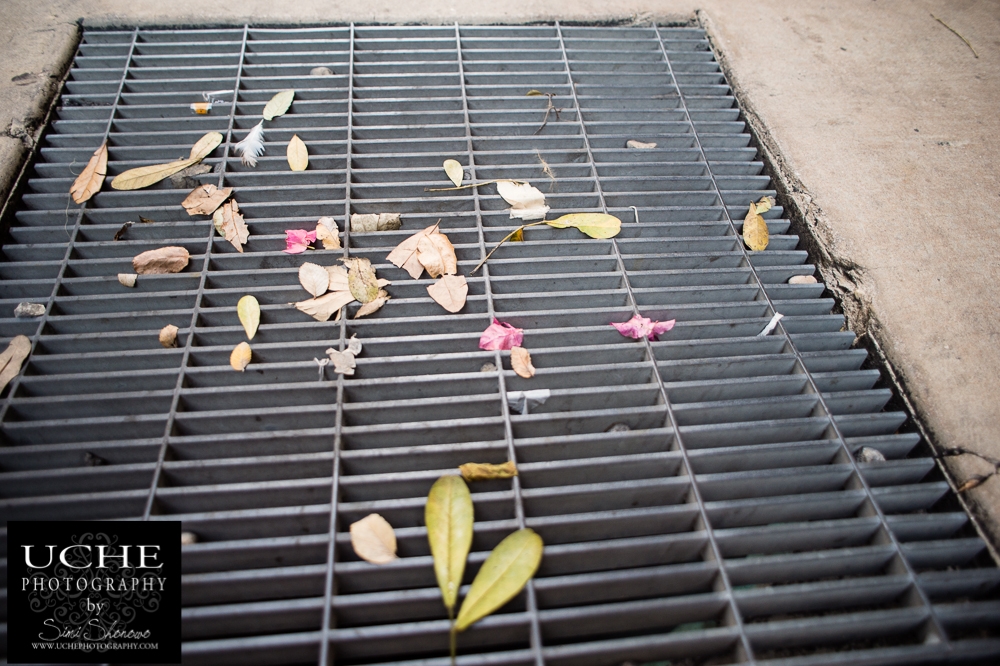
[2,22,1000,666]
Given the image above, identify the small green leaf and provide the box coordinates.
[263,90,295,121]
[455,528,543,632]
[525,89,544,96]
[426,476,474,611]
[545,213,621,239]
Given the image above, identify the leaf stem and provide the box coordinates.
[449,607,457,666]
[471,220,547,274]
[426,179,522,192]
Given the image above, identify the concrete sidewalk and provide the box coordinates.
[2,0,999,548]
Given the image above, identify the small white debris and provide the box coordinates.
[789,275,818,284]
[506,389,551,415]
[118,273,138,288]
[757,312,784,337]
[856,446,887,463]
[310,66,334,76]
[14,302,44,318]
[181,531,198,545]
[627,140,657,149]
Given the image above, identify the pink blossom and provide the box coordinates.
[284,229,317,254]
[611,314,676,341]
[479,318,524,351]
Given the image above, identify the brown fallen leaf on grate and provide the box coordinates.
[133,247,190,275]
[510,346,536,378]
[213,200,249,252]
[287,134,308,171]
[345,258,381,303]
[351,213,402,233]
[230,342,252,371]
[70,142,108,204]
[237,295,260,340]
[327,264,350,292]
[350,513,398,565]
[387,222,439,279]
[416,231,458,278]
[354,290,389,318]
[0,335,31,392]
[742,196,774,252]
[459,461,518,482]
[112,132,222,190]
[182,184,232,216]
[113,221,132,241]
[427,274,467,313]
[326,348,357,375]
[316,217,341,249]
[159,324,179,348]
[295,290,355,322]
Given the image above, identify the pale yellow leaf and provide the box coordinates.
[212,200,249,252]
[510,346,535,378]
[626,139,657,149]
[742,201,769,252]
[262,90,295,121]
[230,341,252,371]
[299,262,330,298]
[425,475,474,611]
[789,275,818,284]
[545,213,621,239]
[345,257,380,303]
[416,231,458,278]
[496,181,548,220]
[117,273,137,287]
[354,290,389,318]
[0,335,32,392]
[287,134,308,171]
[317,217,341,249]
[327,265,350,292]
[455,528,543,631]
[427,274,467,313]
[237,295,260,339]
[132,246,190,275]
[182,184,232,216]
[460,461,518,482]
[443,159,464,187]
[295,290,355,322]
[159,324,179,348]
[188,131,224,160]
[754,195,775,215]
[111,158,198,191]
[70,142,107,204]
[350,514,398,564]
[386,223,439,279]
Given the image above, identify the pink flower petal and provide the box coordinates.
[479,318,524,351]
[611,314,676,341]
[284,229,317,254]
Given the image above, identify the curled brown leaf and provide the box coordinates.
[133,247,190,275]
[70,142,108,204]
[213,200,249,252]
[427,274,467,313]
[354,290,389,318]
[511,346,536,379]
[386,223,439,279]
[182,184,233,216]
[416,231,458,278]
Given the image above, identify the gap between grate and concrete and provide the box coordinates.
[1,0,999,550]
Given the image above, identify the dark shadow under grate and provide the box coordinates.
[1,22,999,666]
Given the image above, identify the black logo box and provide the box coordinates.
[7,521,180,664]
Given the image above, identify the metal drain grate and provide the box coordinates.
[2,22,1000,666]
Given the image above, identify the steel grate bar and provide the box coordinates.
[1,23,999,666]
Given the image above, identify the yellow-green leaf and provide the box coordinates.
[545,213,621,239]
[460,461,517,482]
[443,159,464,187]
[189,131,224,160]
[111,158,198,191]
[526,90,544,96]
[344,258,380,304]
[237,295,260,339]
[287,134,308,171]
[425,475,474,611]
[455,528,543,632]
[263,90,294,120]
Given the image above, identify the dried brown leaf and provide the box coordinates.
[354,290,389,318]
[742,200,769,252]
[230,341,252,372]
[169,163,212,189]
[159,324,179,348]
[0,335,31,393]
[511,346,535,378]
[416,231,458,278]
[316,217,341,249]
[427,274,467,313]
[213,200,249,252]
[350,513,398,565]
[70,142,108,203]
[182,184,233,216]
[133,247,190,275]
[345,258,380,303]
[118,273,138,287]
[112,157,198,191]
[958,476,988,493]
[386,223,439,279]
[113,221,132,241]
[327,265,350,292]
[295,290,355,322]
[287,134,308,171]
[326,348,357,375]
[299,262,330,298]
[460,461,518,482]
[351,213,402,233]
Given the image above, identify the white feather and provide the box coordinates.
[235,121,265,167]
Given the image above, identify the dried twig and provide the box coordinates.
[935,446,999,492]
[471,220,548,274]
[931,13,979,58]
[529,91,562,135]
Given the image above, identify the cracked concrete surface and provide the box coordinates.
[1,0,999,548]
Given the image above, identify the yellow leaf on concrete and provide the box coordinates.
[510,346,535,378]
[443,159,464,187]
[287,134,308,171]
[350,513,398,565]
[237,295,260,339]
[427,274,467,313]
[460,461,518,482]
[230,341,252,371]
[70,142,107,204]
[263,90,295,120]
